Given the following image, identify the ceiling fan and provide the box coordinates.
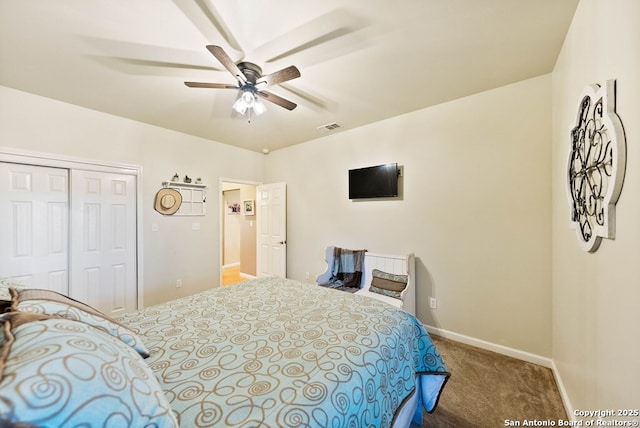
[185,45,301,120]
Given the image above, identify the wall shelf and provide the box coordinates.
[162,181,208,216]
[162,181,207,189]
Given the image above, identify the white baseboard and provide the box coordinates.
[424,324,553,367]
[550,359,576,421]
[424,325,574,420]
[222,262,240,269]
[222,264,256,281]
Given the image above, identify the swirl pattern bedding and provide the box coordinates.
[118,277,449,427]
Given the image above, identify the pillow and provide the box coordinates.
[10,288,149,358]
[0,312,178,428]
[0,278,25,302]
[369,269,408,299]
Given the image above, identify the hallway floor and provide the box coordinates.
[222,266,249,286]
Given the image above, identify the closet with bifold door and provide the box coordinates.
[0,161,138,316]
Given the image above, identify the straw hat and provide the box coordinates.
[154,188,182,215]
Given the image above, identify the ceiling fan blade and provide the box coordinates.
[118,58,221,71]
[206,45,247,84]
[266,28,355,63]
[278,83,329,110]
[251,9,367,64]
[255,65,301,89]
[173,0,243,53]
[256,90,297,111]
[184,82,238,89]
[83,37,226,74]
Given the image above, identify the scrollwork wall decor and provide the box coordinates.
[567,80,626,252]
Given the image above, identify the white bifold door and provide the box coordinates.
[0,163,69,294]
[0,162,137,316]
[69,169,137,316]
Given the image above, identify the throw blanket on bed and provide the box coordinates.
[321,247,367,288]
[118,278,449,428]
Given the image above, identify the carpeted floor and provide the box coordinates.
[416,335,567,427]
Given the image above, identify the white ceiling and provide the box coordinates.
[0,0,578,153]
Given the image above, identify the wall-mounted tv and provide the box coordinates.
[348,163,399,199]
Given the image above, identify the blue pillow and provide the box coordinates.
[0,312,177,427]
[10,287,149,358]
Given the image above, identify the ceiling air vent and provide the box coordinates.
[317,122,342,132]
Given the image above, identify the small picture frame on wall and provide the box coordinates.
[227,202,241,215]
[243,200,255,216]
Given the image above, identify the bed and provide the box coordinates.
[0,277,449,427]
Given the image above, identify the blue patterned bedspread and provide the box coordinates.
[118,277,449,427]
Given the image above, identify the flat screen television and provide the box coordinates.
[348,163,399,199]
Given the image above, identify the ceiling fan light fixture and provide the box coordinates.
[253,98,267,116]
[232,97,248,115]
[233,88,266,117]
[241,90,255,107]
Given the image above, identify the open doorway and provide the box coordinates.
[220,180,258,286]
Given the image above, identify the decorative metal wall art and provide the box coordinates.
[567,80,626,252]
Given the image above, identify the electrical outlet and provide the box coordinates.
[429,297,437,309]
[176,279,182,288]
[305,272,310,280]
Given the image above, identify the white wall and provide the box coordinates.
[551,0,640,415]
[0,86,264,307]
[265,75,553,357]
